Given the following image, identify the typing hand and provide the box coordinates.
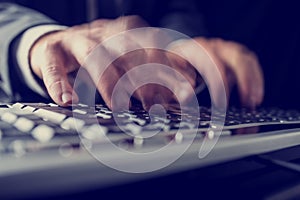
[169,38,264,109]
[29,16,198,109]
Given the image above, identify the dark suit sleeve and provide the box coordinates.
[0,3,55,102]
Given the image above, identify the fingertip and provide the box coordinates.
[61,92,72,104]
[142,101,152,111]
[110,95,131,111]
[240,92,262,110]
[245,85,264,109]
[106,101,113,110]
[210,84,229,111]
[212,96,229,111]
[58,91,79,106]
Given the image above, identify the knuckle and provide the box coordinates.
[40,35,63,50]
[67,24,86,32]
[124,15,142,22]
[243,52,260,67]
[248,51,259,61]
[43,65,62,76]
[213,38,225,45]
[42,66,63,85]
[225,41,241,51]
[90,19,110,28]
[209,38,225,48]
[120,15,147,29]
[47,80,63,92]
[33,39,63,59]
[83,42,97,57]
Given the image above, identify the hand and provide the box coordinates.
[170,37,264,108]
[29,16,198,109]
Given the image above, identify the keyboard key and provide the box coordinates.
[61,117,85,130]
[31,125,55,143]
[34,108,66,124]
[96,112,112,119]
[73,109,88,115]
[1,112,17,124]
[11,103,25,109]
[124,123,142,135]
[22,106,37,113]
[128,117,146,126]
[14,117,35,132]
[82,124,107,140]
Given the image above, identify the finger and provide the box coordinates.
[65,34,131,109]
[126,63,192,110]
[66,34,99,65]
[165,50,201,104]
[96,63,132,110]
[30,39,79,106]
[81,40,136,110]
[215,40,264,108]
[168,39,229,109]
[115,15,148,30]
[99,37,150,110]
[134,84,173,111]
[166,51,197,86]
[144,49,197,105]
[40,60,79,106]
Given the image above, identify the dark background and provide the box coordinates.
[196,0,300,109]
[4,0,300,109]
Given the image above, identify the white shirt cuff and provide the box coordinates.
[16,24,68,97]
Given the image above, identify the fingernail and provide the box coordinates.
[62,92,73,104]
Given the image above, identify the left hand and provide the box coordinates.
[169,37,264,108]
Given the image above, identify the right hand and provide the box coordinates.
[29,16,199,109]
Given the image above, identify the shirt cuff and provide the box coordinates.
[16,24,68,97]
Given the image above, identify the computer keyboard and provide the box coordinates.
[1,102,300,157]
[2,102,300,200]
